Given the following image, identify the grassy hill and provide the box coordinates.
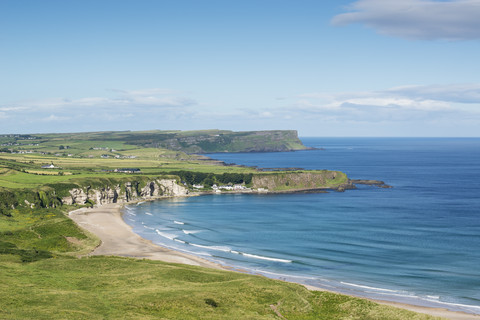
[1,129,309,155]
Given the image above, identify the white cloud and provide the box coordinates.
[277,83,480,123]
[114,88,177,96]
[332,0,480,40]
[386,83,480,103]
[0,88,199,133]
[40,114,71,122]
[2,88,196,113]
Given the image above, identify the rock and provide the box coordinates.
[351,179,393,188]
[67,188,90,205]
[61,178,188,206]
[157,179,189,196]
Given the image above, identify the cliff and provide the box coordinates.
[152,130,310,153]
[0,176,189,215]
[62,178,189,206]
[78,129,311,153]
[251,171,354,192]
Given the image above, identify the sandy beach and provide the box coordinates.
[69,202,222,269]
[69,202,480,320]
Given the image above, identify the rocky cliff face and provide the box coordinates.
[148,130,309,153]
[62,179,189,206]
[251,171,354,192]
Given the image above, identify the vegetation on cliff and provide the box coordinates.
[0,129,309,155]
[252,171,351,192]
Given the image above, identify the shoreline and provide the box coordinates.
[68,199,222,270]
[68,201,480,320]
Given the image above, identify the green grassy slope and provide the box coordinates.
[0,257,440,320]
[1,129,309,155]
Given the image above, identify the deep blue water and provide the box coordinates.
[124,138,480,314]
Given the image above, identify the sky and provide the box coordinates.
[1,0,480,137]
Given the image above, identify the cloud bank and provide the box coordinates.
[0,89,198,133]
[332,0,480,40]
[237,83,480,134]
[1,84,479,136]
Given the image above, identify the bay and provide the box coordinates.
[124,138,480,314]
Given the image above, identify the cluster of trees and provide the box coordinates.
[167,171,253,187]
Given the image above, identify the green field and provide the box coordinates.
[1,257,440,320]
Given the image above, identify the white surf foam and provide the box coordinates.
[143,225,155,230]
[145,212,153,216]
[182,229,200,234]
[190,243,232,253]
[340,282,399,293]
[155,229,177,240]
[136,201,145,205]
[174,220,184,225]
[241,252,292,263]
[421,299,480,312]
[174,239,186,244]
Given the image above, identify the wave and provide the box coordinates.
[155,229,177,240]
[182,229,201,235]
[145,212,153,216]
[174,220,184,225]
[420,299,480,312]
[126,218,136,222]
[174,239,186,244]
[241,252,292,263]
[143,225,155,230]
[174,247,212,257]
[339,282,480,313]
[340,282,399,293]
[190,243,232,253]
[136,201,146,205]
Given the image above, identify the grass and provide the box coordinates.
[0,208,99,260]
[0,256,442,320]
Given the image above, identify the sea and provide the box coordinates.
[123,138,480,314]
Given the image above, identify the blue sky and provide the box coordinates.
[1,0,480,136]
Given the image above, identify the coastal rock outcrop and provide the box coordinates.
[350,179,393,188]
[62,188,90,205]
[251,171,354,192]
[61,179,188,206]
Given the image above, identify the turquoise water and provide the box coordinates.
[124,138,480,314]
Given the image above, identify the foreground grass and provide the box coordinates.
[0,256,441,320]
[0,208,99,261]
